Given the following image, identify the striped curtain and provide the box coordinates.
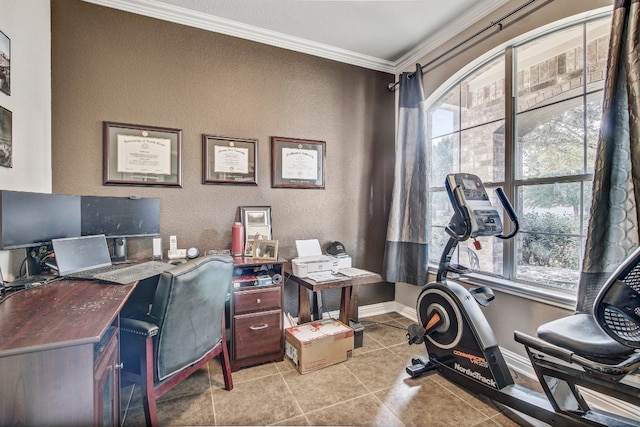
[578,0,640,312]
[382,64,430,286]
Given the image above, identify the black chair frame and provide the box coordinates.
[120,256,233,427]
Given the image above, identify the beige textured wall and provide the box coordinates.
[50,0,396,311]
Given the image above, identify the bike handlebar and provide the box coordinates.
[495,187,519,240]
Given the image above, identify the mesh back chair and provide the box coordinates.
[511,247,640,420]
[533,248,640,368]
[120,255,234,427]
[594,246,640,350]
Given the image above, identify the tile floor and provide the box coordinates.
[120,312,524,426]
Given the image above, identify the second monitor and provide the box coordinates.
[81,196,160,261]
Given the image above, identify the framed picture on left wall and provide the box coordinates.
[0,30,10,96]
[0,105,11,168]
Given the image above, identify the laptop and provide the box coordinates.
[52,234,171,284]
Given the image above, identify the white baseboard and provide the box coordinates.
[358,301,402,319]
[315,300,408,323]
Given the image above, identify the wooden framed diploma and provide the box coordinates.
[271,136,325,189]
[203,134,257,185]
[103,121,182,187]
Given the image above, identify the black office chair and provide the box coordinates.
[119,255,234,427]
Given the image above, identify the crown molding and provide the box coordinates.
[82,0,510,75]
[393,0,509,73]
[82,0,397,73]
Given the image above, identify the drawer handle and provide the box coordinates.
[256,298,261,304]
[249,323,269,330]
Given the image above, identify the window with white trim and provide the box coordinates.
[428,12,611,293]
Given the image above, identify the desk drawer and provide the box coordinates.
[233,286,281,315]
[233,310,282,360]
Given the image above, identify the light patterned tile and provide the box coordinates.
[386,341,431,367]
[358,318,408,347]
[272,415,310,426]
[158,366,212,402]
[343,347,411,392]
[123,390,215,427]
[437,375,501,418]
[211,374,301,426]
[282,363,369,413]
[375,375,491,426]
[118,312,509,427]
[208,357,278,385]
[305,394,403,426]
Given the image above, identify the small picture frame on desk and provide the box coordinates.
[251,240,278,261]
[239,205,272,257]
[244,227,271,257]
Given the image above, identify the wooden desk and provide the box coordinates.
[283,264,382,325]
[0,279,136,426]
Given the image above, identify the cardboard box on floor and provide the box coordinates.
[285,319,354,374]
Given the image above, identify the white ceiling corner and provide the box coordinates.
[81,0,511,74]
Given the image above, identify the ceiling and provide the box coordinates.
[83,0,510,73]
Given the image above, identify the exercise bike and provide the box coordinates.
[406,173,640,426]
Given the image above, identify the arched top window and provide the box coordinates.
[427,10,611,295]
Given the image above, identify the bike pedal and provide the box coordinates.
[407,323,426,345]
[406,360,437,378]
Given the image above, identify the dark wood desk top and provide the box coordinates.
[0,279,136,357]
[233,257,285,267]
[283,263,382,291]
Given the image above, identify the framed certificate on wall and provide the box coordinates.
[271,136,325,189]
[203,134,257,185]
[103,121,182,187]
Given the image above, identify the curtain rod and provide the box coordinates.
[388,0,540,92]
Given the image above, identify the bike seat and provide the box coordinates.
[537,313,632,359]
[538,246,640,362]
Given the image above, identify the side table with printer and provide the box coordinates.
[287,239,382,328]
[284,264,382,326]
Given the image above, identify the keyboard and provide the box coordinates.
[338,267,371,278]
[92,261,172,284]
[306,272,346,283]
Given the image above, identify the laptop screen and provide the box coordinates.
[52,234,112,276]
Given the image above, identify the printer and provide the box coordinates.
[291,239,339,278]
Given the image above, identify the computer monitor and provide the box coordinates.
[0,190,81,250]
[80,196,160,238]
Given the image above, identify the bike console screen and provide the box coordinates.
[446,173,503,238]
